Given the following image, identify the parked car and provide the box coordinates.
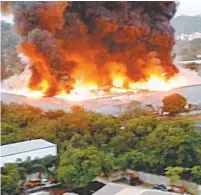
[41,179,50,185]
[153,184,168,191]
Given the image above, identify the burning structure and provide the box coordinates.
[2,1,199,101]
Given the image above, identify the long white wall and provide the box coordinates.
[1,146,57,166]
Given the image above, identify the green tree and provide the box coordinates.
[57,146,102,189]
[109,130,137,155]
[1,121,21,145]
[30,164,47,179]
[18,167,27,180]
[99,153,116,177]
[138,122,201,173]
[117,150,149,172]
[191,166,201,184]
[165,166,185,185]
[56,111,92,140]
[88,114,121,147]
[41,155,57,177]
[21,156,32,174]
[23,117,57,141]
[1,163,20,195]
[63,133,88,149]
[162,93,187,114]
[126,116,157,139]
[42,155,57,168]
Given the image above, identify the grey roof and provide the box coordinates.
[93,183,126,195]
[93,183,179,195]
[118,188,179,195]
[1,139,56,157]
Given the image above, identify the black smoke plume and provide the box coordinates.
[1,1,178,96]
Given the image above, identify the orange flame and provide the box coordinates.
[56,82,99,101]
[40,80,49,92]
[20,73,188,101]
[112,75,125,88]
[4,65,189,101]
[129,75,188,91]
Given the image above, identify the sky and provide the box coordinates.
[175,0,201,16]
[1,0,201,24]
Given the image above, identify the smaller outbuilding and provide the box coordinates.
[0,139,57,167]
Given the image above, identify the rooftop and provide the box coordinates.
[93,183,179,195]
[1,139,56,157]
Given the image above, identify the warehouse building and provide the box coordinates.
[0,139,57,167]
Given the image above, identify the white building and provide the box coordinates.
[0,139,57,167]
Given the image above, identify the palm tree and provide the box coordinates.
[31,164,47,179]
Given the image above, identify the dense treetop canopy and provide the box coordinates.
[1,102,201,195]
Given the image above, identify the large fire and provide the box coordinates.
[2,2,196,101]
[9,72,187,101]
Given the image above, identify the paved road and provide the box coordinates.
[1,85,201,115]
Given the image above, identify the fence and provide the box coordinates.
[101,170,200,195]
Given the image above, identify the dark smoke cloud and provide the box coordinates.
[2,1,178,95]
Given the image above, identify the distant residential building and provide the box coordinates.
[175,32,201,41]
[0,139,57,167]
[177,60,201,65]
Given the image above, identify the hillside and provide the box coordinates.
[174,38,201,60]
[171,15,201,34]
[171,15,201,61]
[1,21,23,80]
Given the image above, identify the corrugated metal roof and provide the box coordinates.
[93,183,179,195]
[1,139,56,157]
[117,188,179,195]
[93,183,126,195]
[93,183,165,195]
